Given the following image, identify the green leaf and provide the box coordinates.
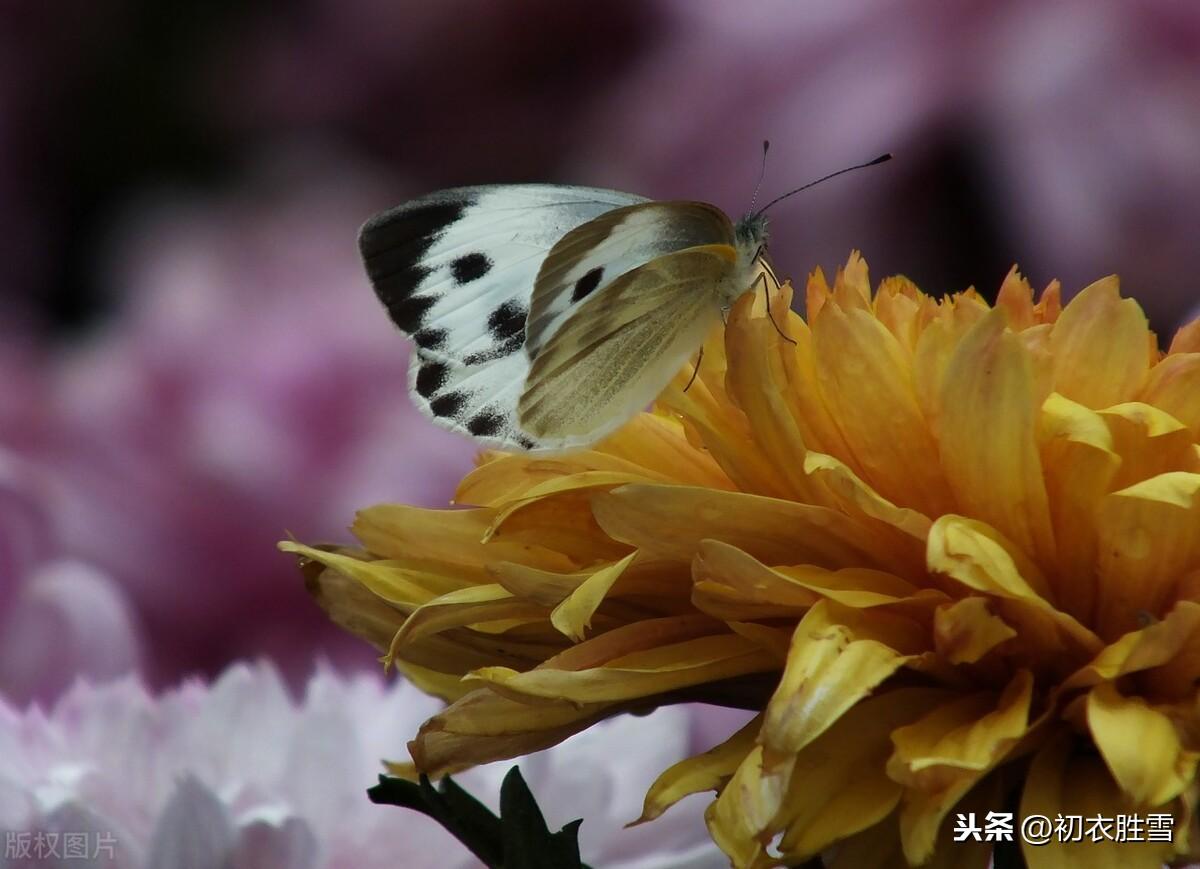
[367,767,592,869]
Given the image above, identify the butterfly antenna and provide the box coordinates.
[748,140,771,211]
[754,153,892,217]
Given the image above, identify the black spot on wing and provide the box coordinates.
[429,391,468,419]
[451,252,492,284]
[390,294,437,334]
[571,267,604,302]
[463,335,523,366]
[415,360,449,398]
[413,327,448,350]
[359,199,469,332]
[488,301,527,342]
[467,410,505,437]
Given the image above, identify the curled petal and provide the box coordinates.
[1087,682,1197,805]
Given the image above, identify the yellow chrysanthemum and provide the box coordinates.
[283,254,1200,868]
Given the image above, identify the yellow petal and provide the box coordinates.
[938,308,1056,566]
[811,299,957,518]
[1138,352,1200,440]
[691,539,818,622]
[911,301,989,440]
[467,633,777,705]
[823,814,909,869]
[891,670,1034,864]
[833,251,873,310]
[694,539,917,618]
[1094,472,1200,637]
[410,687,611,776]
[1170,317,1200,354]
[873,275,925,352]
[1050,275,1152,407]
[592,484,906,575]
[284,545,406,652]
[1021,731,1176,869]
[723,280,824,502]
[281,541,465,605]
[1063,600,1200,695]
[762,600,922,758]
[1087,681,1196,805]
[636,713,762,823]
[933,597,1018,664]
[1037,394,1120,620]
[353,504,576,574]
[549,551,637,641]
[391,584,549,649]
[995,265,1039,330]
[1100,402,1196,490]
[704,745,780,867]
[803,451,933,544]
[773,687,949,863]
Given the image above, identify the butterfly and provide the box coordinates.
[359,157,888,452]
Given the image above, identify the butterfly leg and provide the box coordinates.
[753,270,797,345]
[683,345,705,393]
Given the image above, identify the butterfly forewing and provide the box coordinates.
[524,202,735,361]
[359,184,646,448]
[518,244,738,450]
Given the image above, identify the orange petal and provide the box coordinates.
[811,299,957,518]
[873,275,925,353]
[1099,402,1196,490]
[353,504,576,575]
[1138,352,1200,440]
[995,265,1038,330]
[1049,276,1152,407]
[591,484,906,575]
[938,309,1056,566]
[723,280,823,502]
[695,539,917,614]
[1169,317,1200,354]
[1087,682,1196,805]
[927,515,1101,667]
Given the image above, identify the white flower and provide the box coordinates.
[0,662,726,869]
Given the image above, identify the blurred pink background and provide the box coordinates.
[0,3,1198,861]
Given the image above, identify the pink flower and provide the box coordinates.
[569,0,1200,333]
[0,663,727,868]
[17,165,476,689]
[0,450,139,705]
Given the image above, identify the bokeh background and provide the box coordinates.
[1,0,1198,864]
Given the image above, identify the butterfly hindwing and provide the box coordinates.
[524,201,736,361]
[360,184,646,448]
[518,243,739,449]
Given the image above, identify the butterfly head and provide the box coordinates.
[734,211,769,260]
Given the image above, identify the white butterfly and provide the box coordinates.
[360,161,887,452]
